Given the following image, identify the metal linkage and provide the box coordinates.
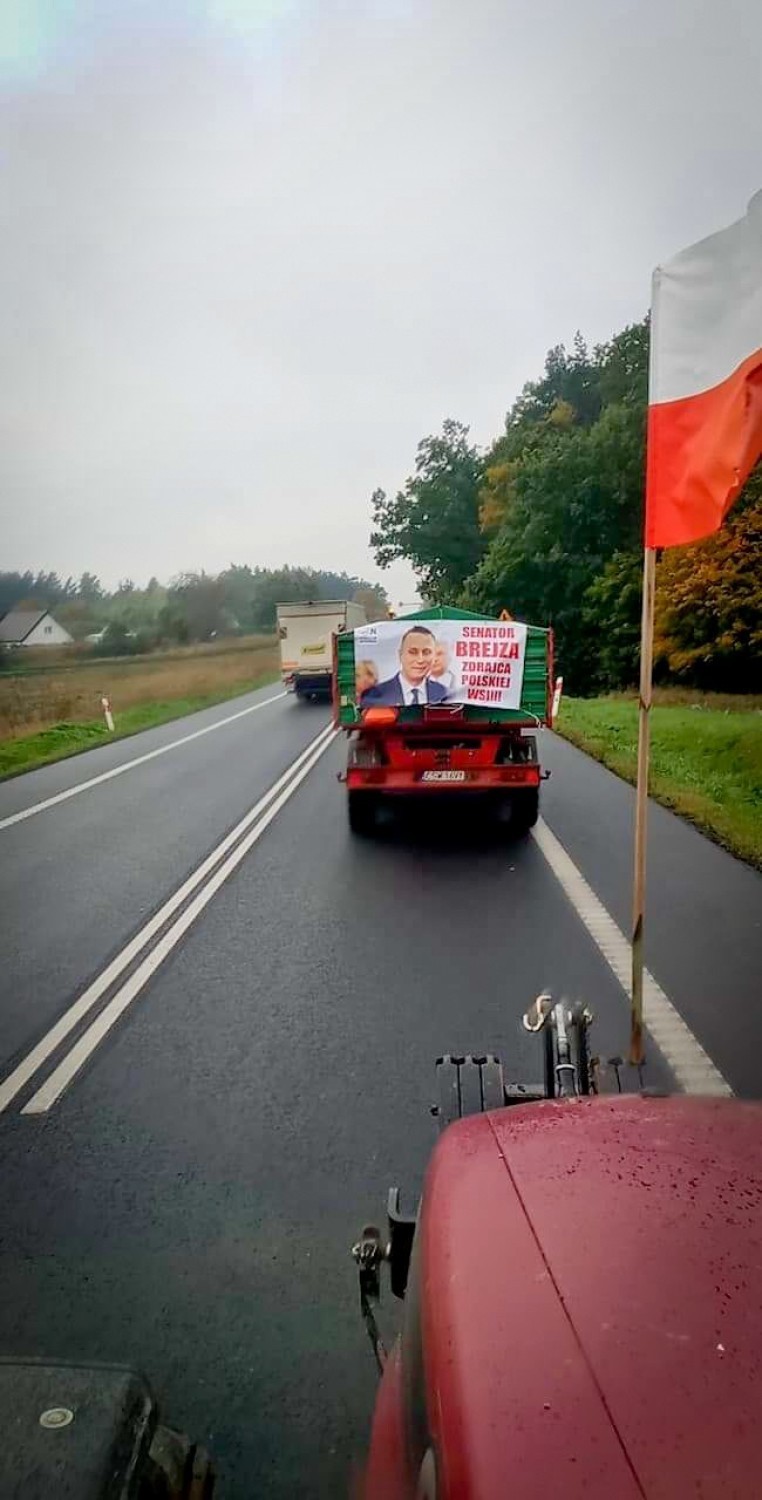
[352,1227,387,1375]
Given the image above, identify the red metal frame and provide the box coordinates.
[346,718,541,796]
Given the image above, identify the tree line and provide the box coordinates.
[370,320,761,694]
[0,565,389,655]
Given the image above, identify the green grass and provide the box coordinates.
[556,694,762,870]
[0,674,280,780]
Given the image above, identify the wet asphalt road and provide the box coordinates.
[0,689,760,1496]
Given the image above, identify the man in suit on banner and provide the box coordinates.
[360,625,449,707]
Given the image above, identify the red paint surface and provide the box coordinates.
[487,1097,762,1498]
[420,1107,642,1499]
[362,1344,410,1499]
[363,1096,762,1499]
[346,765,540,793]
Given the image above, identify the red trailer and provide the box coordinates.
[334,608,555,835]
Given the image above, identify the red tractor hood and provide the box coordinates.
[420,1095,762,1499]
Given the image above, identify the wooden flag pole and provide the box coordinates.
[630,544,656,1066]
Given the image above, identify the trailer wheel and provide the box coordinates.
[348,792,377,836]
[512,788,539,834]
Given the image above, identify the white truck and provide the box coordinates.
[276,599,367,701]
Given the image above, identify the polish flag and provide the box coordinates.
[646,191,762,549]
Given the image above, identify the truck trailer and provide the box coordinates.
[277,599,367,702]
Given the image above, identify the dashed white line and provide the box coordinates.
[0,723,336,1114]
[531,817,732,1096]
[0,689,287,832]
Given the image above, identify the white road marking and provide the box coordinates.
[532,817,732,1096]
[0,723,336,1114]
[0,690,287,832]
[22,728,340,1112]
[23,726,340,1113]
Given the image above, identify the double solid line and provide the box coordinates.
[0,724,338,1116]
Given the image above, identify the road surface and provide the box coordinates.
[1,685,760,1495]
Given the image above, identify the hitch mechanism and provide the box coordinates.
[352,1225,386,1374]
[351,1191,418,1371]
[352,994,647,1367]
[522,993,597,1098]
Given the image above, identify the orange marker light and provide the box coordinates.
[362,707,399,727]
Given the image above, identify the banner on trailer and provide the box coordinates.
[353,618,528,710]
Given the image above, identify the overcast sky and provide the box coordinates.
[1,0,760,603]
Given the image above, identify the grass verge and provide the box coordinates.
[556,694,762,870]
[0,674,280,780]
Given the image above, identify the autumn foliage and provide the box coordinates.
[370,319,761,695]
[654,475,762,691]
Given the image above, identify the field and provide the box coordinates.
[557,691,762,869]
[4,659,760,867]
[0,637,279,778]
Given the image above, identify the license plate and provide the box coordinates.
[421,770,467,783]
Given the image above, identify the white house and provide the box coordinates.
[0,609,74,647]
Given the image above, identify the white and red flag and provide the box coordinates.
[646,190,762,548]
